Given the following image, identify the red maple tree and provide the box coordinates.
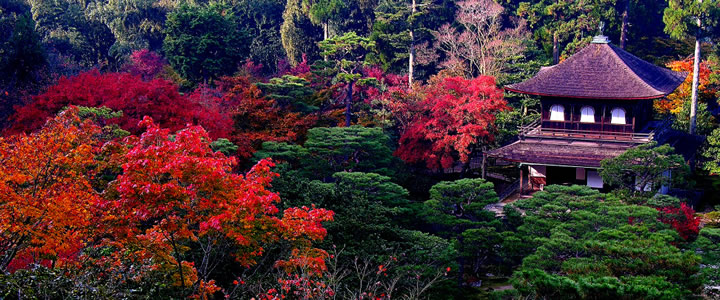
[97,116,332,296]
[655,58,718,115]
[123,49,167,81]
[2,107,334,297]
[657,203,701,241]
[7,70,229,140]
[393,75,508,169]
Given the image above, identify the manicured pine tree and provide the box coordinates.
[318,32,376,126]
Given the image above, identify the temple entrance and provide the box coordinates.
[546,166,581,186]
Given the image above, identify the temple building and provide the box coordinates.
[487,35,687,195]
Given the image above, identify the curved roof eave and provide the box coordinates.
[503,87,667,100]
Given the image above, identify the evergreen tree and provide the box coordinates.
[318,32,376,126]
[0,12,45,85]
[371,0,447,86]
[234,0,286,73]
[281,0,322,66]
[600,142,689,195]
[255,125,397,181]
[85,0,170,57]
[256,75,317,112]
[163,2,249,84]
[702,128,720,174]
[304,0,346,41]
[423,178,501,284]
[28,0,115,67]
[517,0,617,64]
[507,185,702,298]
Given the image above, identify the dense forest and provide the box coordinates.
[1,0,720,298]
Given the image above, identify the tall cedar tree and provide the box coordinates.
[517,0,616,64]
[303,0,346,41]
[281,0,322,66]
[663,0,720,134]
[371,0,445,86]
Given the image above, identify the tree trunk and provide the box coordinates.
[689,23,701,135]
[408,0,416,88]
[620,0,629,49]
[323,22,329,61]
[481,152,487,179]
[552,31,559,64]
[345,80,353,127]
[323,22,329,41]
[457,234,465,287]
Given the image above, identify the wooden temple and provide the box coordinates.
[488,35,687,194]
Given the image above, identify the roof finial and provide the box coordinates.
[592,21,610,44]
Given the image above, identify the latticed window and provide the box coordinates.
[549,104,564,121]
[611,107,626,124]
[580,106,595,123]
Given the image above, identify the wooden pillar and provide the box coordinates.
[570,104,575,130]
[631,104,636,132]
[601,105,606,132]
[519,167,524,195]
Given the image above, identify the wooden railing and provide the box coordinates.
[519,119,654,143]
[541,120,633,133]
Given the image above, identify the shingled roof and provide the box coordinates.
[505,38,687,99]
[487,138,635,168]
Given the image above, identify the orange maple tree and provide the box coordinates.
[655,58,719,114]
[217,75,317,160]
[0,107,102,271]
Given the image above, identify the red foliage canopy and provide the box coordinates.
[1,109,334,297]
[7,70,229,139]
[393,76,508,169]
[98,116,333,295]
[658,203,701,241]
[123,49,167,81]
